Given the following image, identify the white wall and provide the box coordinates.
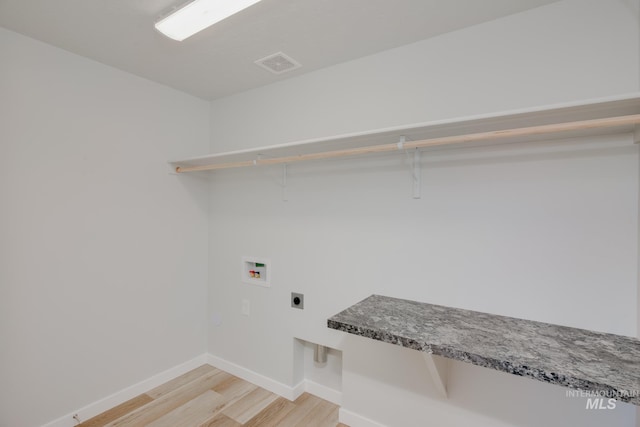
[209,0,639,151]
[0,28,210,427]
[207,0,639,426]
[636,2,640,426]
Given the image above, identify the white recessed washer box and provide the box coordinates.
[241,256,271,287]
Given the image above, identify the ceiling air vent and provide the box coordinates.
[254,52,301,75]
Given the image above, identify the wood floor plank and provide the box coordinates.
[243,397,296,427]
[79,365,347,427]
[199,413,243,427]
[146,365,218,399]
[211,374,258,407]
[221,387,279,424]
[275,393,323,427]
[146,390,226,427]
[293,392,316,405]
[104,369,231,427]
[296,398,339,427]
[77,394,153,427]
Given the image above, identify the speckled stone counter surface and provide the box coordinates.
[327,294,640,405]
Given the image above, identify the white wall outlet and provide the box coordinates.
[242,299,250,316]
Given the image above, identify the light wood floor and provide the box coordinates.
[77,365,349,427]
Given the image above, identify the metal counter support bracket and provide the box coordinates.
[423,353,449,398]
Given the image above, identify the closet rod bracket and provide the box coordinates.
[413,149,421,199]
[398,136,421,199]
[282,164,288,202]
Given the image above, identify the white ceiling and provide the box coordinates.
[0,0,560,100]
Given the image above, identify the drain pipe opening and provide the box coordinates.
[314,344,328,364]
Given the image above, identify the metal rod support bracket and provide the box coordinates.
[282,164,288,202]
[413,149,421,199]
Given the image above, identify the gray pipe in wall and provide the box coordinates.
[314,344,328,364]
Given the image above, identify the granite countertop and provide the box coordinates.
[327,294,640,405]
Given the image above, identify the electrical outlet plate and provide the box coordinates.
[291,292,304,309]
[242,299,250,316]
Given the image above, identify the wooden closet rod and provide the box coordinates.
[175,114,640,173]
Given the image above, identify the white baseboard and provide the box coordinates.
[292,380,307,400]
[304,379,342,405]
[339,408,387,427]
[42,353,345,427]
[205,354,305,401]
[205,354,344,405]
[41,354,208,427]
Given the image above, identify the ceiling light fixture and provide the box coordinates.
[155,0,263,41]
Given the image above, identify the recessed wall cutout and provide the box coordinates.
[242,256,271,287]
[293,339,343,405]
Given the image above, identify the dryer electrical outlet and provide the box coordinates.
[291,292,304,309]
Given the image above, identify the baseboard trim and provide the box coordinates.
[41,354,208,427]
[205,354,304,401]
[205,354,344,405]
[42,353,344,427]
[292,380,307,400]
[304,379,342,405]
[339,408,387,427]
